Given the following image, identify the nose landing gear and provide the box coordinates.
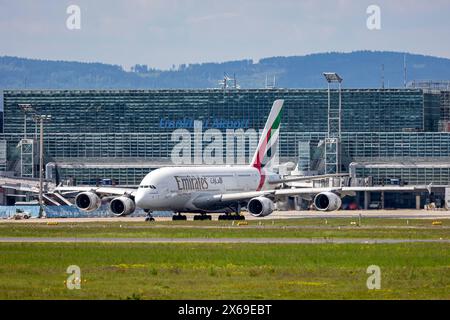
[144,210,155,222]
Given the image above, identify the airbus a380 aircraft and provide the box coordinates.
[54,100,357,220]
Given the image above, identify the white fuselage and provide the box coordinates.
[134,166,272,212]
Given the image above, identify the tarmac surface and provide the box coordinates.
[1,209,449,223]
[0,237,448,244]
[1,209,448,244]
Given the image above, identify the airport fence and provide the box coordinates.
[0,205,172,219]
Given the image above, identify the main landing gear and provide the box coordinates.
[218,214,245,221]
[172,213,211,221]
[172,213,187,221]
[218,203,245,220]
[193,214,212,221]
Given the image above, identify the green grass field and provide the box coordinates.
[0,243,448,299]
[0,218,448,239]
[0,218,448,300]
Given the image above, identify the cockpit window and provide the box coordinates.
[139,185,156,189]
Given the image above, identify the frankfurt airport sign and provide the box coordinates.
[160,118,251,130]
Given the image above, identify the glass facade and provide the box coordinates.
[350,163,450,185]
[424,91,441,132]
[341,132,450,161]
[1,132,448,162]
[3,89,425,135]
[1,88,449,186]
[55,166,156,186]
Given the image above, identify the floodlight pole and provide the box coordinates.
[24,116,27,139]
[34,114,51,218]
[18,104,35,139]
[39,117,44,218]
[327,82,330,134]
[338,81,342,136]
[322,73,343,174]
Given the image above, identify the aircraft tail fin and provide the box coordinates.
[250,99,284,171]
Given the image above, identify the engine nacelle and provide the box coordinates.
[247,196,274,217]
[313,192,342,211]
[109,196,136,216]
[75,192,102,212]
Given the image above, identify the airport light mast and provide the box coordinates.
[323,72,343,175]
[18,104,34,139]
[33,114,52,218]
[18,104,36,179]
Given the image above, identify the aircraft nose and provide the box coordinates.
[135,189,145,208]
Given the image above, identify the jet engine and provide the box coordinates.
[313,192,342,211]
[109,196,136,216]
[75,192,101,212]
[247,196,274,217]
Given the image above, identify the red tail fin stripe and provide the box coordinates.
[253,128,271,190]
[252,127,271,170]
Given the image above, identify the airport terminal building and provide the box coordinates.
[1,87,450,208]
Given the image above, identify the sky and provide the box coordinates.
[0,0,449,70]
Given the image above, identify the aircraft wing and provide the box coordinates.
[342,186,411,191]
[200,184,427,205]
[54,186,137,197]
[207,187,341,203]
[269,173,349,184]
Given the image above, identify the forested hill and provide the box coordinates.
[1,51,450,89]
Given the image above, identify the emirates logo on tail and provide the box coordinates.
[251,100,284,190]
